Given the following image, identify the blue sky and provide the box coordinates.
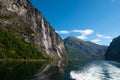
[30,0,120,45]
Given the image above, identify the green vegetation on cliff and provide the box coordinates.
[0,0,68,60]
[0,26,46,59]
[0,14,13,20]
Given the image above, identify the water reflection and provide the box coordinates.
[2,60,117,80]
[31,60,66,80]
[0,61,48,80]
[0,61,66,80]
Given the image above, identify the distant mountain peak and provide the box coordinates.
[64,36,108,61]
[65,36,85,42]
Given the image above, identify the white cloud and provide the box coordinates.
[104,36,112,39]
[96,33,104,38]
[72,29,94,40]
[56,29,94,40]
[56,29,94,36]
[91,39,101,44]
[76,35,87,40]
[96,33,112,39]
[56,30,70,34]
[72,29,94,36]
[72,30,82,33]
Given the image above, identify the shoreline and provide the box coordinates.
[0,59,49,62]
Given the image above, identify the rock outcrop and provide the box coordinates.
[0,0,67,59]
[105,36,120,62]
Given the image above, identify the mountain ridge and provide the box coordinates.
[64,36,108,61]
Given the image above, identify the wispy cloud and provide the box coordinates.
[72,29,94,36]
[76,35,87,40]
[56,29,94,40]
[96,33,112,39]
[73,29,94,40]
[56,30,70,34]
[91,39,101,44]
[104,36,112,39]
[97,33,104,38]
[56,29,94,36]
[56,29,112,45]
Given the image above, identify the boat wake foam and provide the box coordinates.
[70,61,120,80]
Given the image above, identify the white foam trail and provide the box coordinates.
[70,61,120,80]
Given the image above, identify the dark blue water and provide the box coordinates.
[0,60,120,80]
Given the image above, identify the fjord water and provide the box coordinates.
[0,61,66,80]
[0,60,120,80]
[70,60,120,80]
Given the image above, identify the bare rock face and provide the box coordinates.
[105,36,120,62]
[0,0,67,59]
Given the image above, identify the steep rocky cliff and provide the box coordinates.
[0,0,67,59]
[105,36,120,62]
[64,37,107,61]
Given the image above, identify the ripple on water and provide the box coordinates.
[70,61,120,80]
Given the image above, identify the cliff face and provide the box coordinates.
[105,36,120,62]
[0,0,67,59]
[64,37,107,61]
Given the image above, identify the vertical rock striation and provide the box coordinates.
[0,0,67,59]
